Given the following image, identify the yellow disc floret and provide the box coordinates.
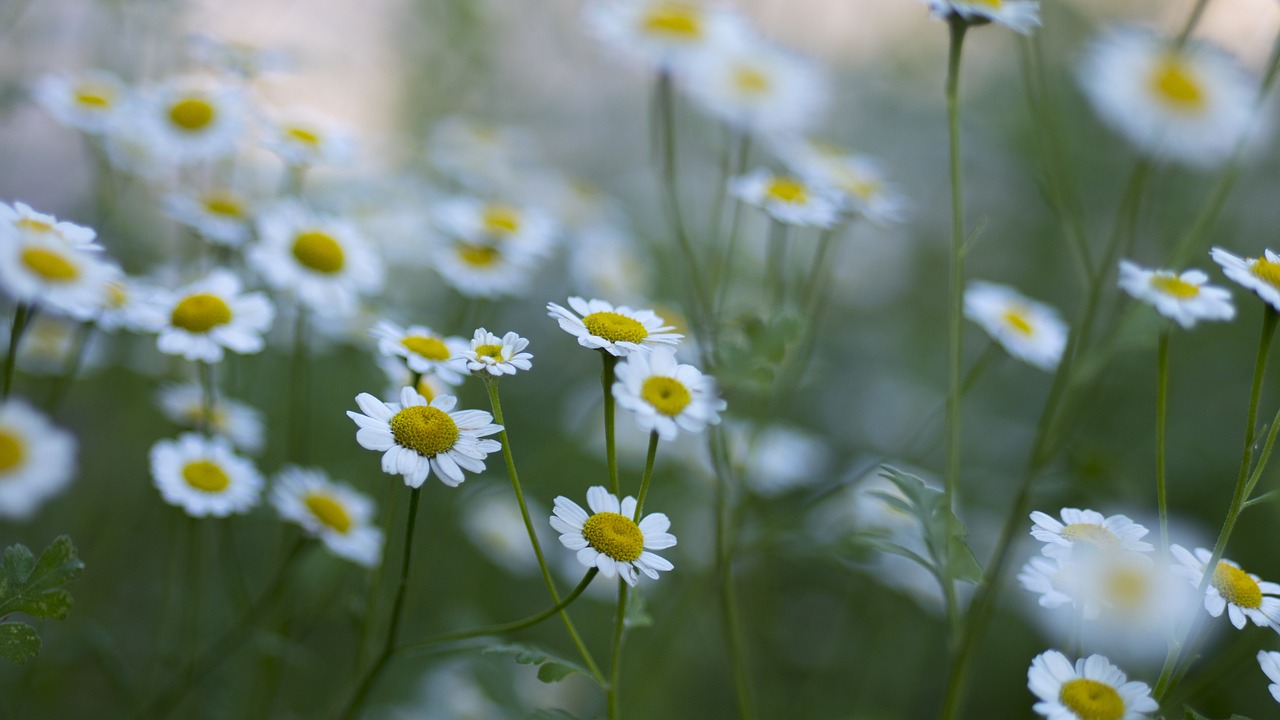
[1150,274,1200,298]
[1212,562,1263,609]
[75,86,113,108]
[582,311,649,344]
[0,429,26,473]
[582,512,645,562]
[305,493,353,534]
[168,97,217,132]
[1058,678,1125,720]
[171,293,233,334]
[183,460,230,493]
[291,231,346,274]
[401,335,450,361]
[390,406,460,457]
[482,205,521,236]
[1150,57,1205,112]
[1060,523,1120,550]
[640,3,703,40]
[641,376,692,417]
[765,177,808,205]
[733,66,771,95]
[1252,257,1280,289]
[1002,308,1035,336]
[20,247,79,282]
[286,126,322,146]
[458,244,499,267]
[203,193,245,218]
[474,344,504,361]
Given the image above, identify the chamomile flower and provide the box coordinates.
[0,399,77,520]
[156,383,266,454]
[370,321,468,384]
[163,188,255,247]
[33,70,126,135]
[682,34,828,137]
[0,206,113,320]
[1211,247,1280,311]
[550,486,676,586]
[270,466,383,568]
[250,202,384,317]
[95,271,166,334]
[1078,28,1256,168]
[434,197,558,262]
[777,139,907,226]
[613,347,725,440]
[584,0,751,72]
[1027,651,1157,720]
[733,423,832,497]
[927,0,1040,35]
[964,281,1067,372]
[262,107,355,168]
[150,432,262,518]
[154,269,275,363]
[434,236,536,299]
[1258,650,1280,703]
[129,76,247,163]
[376,356,452,402]
[460,328,533,376]
[547,297,682,356]
[347,387,502,488]
[1,201,97,247]
[1019,552,1163,622]
[1029,509,1154,561]
[1117,260,1234,329]
[1171,544,1280,630]
[729,169,840,228]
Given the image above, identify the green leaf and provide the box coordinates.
[0,622,39,664]
[0,536,85,620]
[481,642,593,685]
[877,466,984,585]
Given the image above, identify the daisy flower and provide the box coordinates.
[735,423,832,497]
[270,466,383,568]
[926,0,1040,35]
[1027,650,1157,720]
[156,383,266,454]
[1,201,97,246]
[250,202,384,318]
[1078,28,1256,168]
[434,236,536,299]
[32,70,126,135]
[584,0,751,72]
[1019,552,1164,622]
[1029,509,1154,561]
[1171,544,1280,630]
[434,197,558,262]
[376,356,452,402]
[0,399,77,520]
[1212,247,1280,311]
[154,269,275,363]
[728,169,840,228]
[162,188,255,247]
[547,296,682,357]
[261,107,355,167]
[1258,650,1280,703]
[0,206,113,321]
[95,271,167,334]
[150,432,262,518]
[550,486,676,586]
[1117,260,1235,329]
[128,76,247,164]
[777,139,907,226]
[964,281,1067,372]
[460,328,533,376]
[613,347,725,440]
[370,320,468,384]
[346,387,502,488]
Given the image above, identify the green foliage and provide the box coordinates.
[481,642,594,685]
[0,536,84,664]
[864,466,983,586]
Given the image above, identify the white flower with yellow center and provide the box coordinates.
[547,297,682,357]
[347,387,502,488]
[154,269,275,363]
[1,201,97,247]
[1171,544,1280,630]
[95,270,166,334]
[262,107,355,168]
[926,0,1040,35]
[270,466,383,568]
[613,347,724,440]
[131,76,247,163]
[777,139,907,226]
[377,356,451,403]
[0,206,113,321]
[150,432,262,518]
[1019,552,1165,623]
[1117,260,1234,329]
[156,383,265,455]
[964,281,1067,372]
[1078,28,1256,168]
[33,70,126,135]
[370,320,468,384]
[434,197,558,262]
[1258,650,1280,704]
[0,399,77,519]
[682,35,828,137]
[729,169,839,228]
[461,328,532,376]
[551,486,675,586]
[251,202,384,318]
[1030,509,1154,561]
[1027,651,1157,720]
[584,0,750,72]
[163,188,255,247]
[434,236,536,299]
[1212,247,1280,312]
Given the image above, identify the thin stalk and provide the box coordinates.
[1156,329,1171,556]
[766,219,790,309]
[712,131,753,321]
[801,227,838,311]
[47,321,95,412]
[607,582,629,720]
[710,426,757,720]
[602,353,620,495]
[198,361,216,437]
[218,521,250,613]
[633,432,659,521]
[287,307,310,463]
[1174,0,1213,48]
[3,303,34,399]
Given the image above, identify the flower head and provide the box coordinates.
[547,297,682,357]
[1258,650,1280,704]
[927,0,1040,34]
[154,269,275,363]
[551,486,676,586]
[261,107,355,167]
[0,202,113,320]
[1117,260,1234,329]
[271,466,383,568]
[613,347,724,440]
[156,383,265,454]
[128,76,247,164]
[0,399,77,520]
[150,432,263,517]
[461,328,532,376]
[434,235,537,299]
[371,320,468,384]
[584,0,751,72]
[681,34,827,137]
[1171,544,1280,630]
[434,197,558,263]
[33,70,126,135]
[1212,247,1280,311]
[729,169,840,228]
[1027,650,1157,720]
[1029,509,1154,562]
[163,188,255,247]
[776,139,907,226]
[964,281,1067,371]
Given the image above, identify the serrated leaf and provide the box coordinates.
[946,534,984,584]
[863,537,938,580]
[0,621,40,664]
[877,467,984,585]
[0,536,84,620]
[481,642,593,685]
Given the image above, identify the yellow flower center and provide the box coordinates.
[20,247,79,282]
[74,86,113,108]
[1149,274,1200,298]
[416,378,438,402]
[171,293,233,333]
[1212,562,1263,609]
[482,205,521,236]
[1002,309,1035,336]
[15,217,54,233]
[639,3,703,40]
[641,376,692,417]
[458,244,499,267]
[1105,566,1150,610]
[971,0,1003,7]
[182,460,230,493]
[1058,678,1124,720]
[0,430,26,473]
[582,311,649,344]
[765,177,808,205]
[1060,523,1120,550]
[168,97,217,132]
[401,335,450,361]
[733,65,771,95]
[291,231,346,274]
[1252,257,1280,289]
[106,281,128,309]
[390,405,459,457]
[474,343,504,360]
[286,126,322,146]
[203,193,244,218]
[304,492,352,534]
[1150,57,1205,111]
[581,511,644,562]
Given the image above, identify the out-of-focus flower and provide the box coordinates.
[461,489,543,575]
[777,139,907,226]
[156,383,266,454]
[154,269,275,363]
[1211,247,1280,312]
[426,116,538,192]
[926,0,1040,34]
[1171,544,1280,630]
[126,76,248,164]
[434,236,537,299]
[150,432,262,518]
[729,169,840,228]
[0,399,77,520]
[1117,260,1234,329]
[33,70,127,135]
[547,297,682,357]
[0,203,112,320]
[584,0,751,72]
[964,281,1067,371]
[261,107,355,167]
[614,347,724,441]
[376,356,451,402]
[163,188,255,247]
[734,423,832,496]
[370,320,468,384]
[271,466,383,568]
[96,271,166,334]
[434,197,558,262]
[551,486,676,586]
[184,33,293,77]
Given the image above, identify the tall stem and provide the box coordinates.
[3,303,33,400]
[710,426,757,720]
[766,219,790,310]
[602,353,620,495]
[1156,329,1171,556]
[633,432,659,521]
[607,582,629,720]
[287,307,310,463]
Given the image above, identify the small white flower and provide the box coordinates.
[150,432,262,518]
[1211,247,1280,312]
[460,328,533,376]
[163,188,255,247]
[547,296,682,357]
[95,270,167,334]
[0,399,77,520]
[729,169,840,228]
[32,70,126,135]
[156,383,266,454]
[1258,650,1280,703]
[583,0,751,72]
[1027,650,1157,720]
[550,486,676,586]
[434,197,558,262]
[271,466,383,568]
[776,139,907,226]
[346,387,502,488]
[434,236,537,299]
[154,269,275,363]
[1117,260,1234,329]
[613,347,725,440]
[1171,544,1280,631]
[926,0,1040,35]
[128,76,247,164]
[1029,508,1154,561]
[0,203,113,320]
[261,107,355,167]
[184,32,293,78]
[733,423,832,497]
[1018,552,1164,623]
[370,320,468,384]
[964,281,1067,371]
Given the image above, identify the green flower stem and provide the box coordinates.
[602,352,620,495]
[183,518,202,693]
[339,486,424,720]
[47,320,95,412]
[287,307,310,463]
[710,425,757,720]
[484,377,605,684]
[607,581,629,720]
[633,431,659,521]
[1156,329,1171,557]
[1174,0,1213,48]
[801,226,838,312]
[711,131,753,323]
[3,302,34,400]
[766,219,790,310]
[197,360,216,437]
[398,569,599,653]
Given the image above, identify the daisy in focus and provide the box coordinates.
[584,0,750,72]
[1027,650,1157,720]
[0,203,113,320]
[613,347,725,440]
[964,281,1067,371]
[1029,509,1154,561]
[33,70,126,135]
[0,399,77,520]
[926,0,1040,35]
[370,320,468,384]
[1211,247,1280,312]
[150,432,262,518]
[460,328,533,377]
[729,169,840,228]
[547,297,682,356]
[1078,28,1256,168]
[271,466,383,568]
[1258,650,1280,703]
[156,383,266,454]
[347,387,502,488]
[1117,260,1234,329]
[1171,544,1280,630]
[154,269,275,363]
[551,486,676,586]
